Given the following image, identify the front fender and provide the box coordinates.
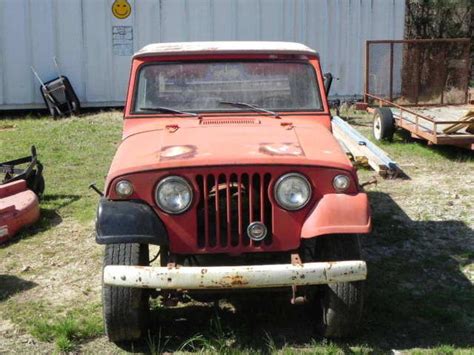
[301,193,371,238]
[96,198,168,245]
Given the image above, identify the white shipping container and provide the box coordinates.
[0,0,405,110]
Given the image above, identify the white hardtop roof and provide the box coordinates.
[134,41,317,58]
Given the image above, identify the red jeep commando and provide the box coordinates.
[96,41,371,343]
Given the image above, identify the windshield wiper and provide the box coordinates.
[219,101,281,119]
[139,106,199,117]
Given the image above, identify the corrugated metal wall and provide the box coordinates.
[0,0,405,110]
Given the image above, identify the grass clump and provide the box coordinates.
[5,301,103,352]
[30,312,103,351]
[177,310,235,353]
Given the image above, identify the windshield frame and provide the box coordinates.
[130,59,324,116]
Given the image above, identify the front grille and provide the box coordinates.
[196,172,273,250]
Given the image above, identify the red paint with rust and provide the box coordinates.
[0,180,40,243]
[104,43,371,255]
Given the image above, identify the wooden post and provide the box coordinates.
[414,46,420,105]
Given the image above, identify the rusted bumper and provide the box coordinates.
[103,261,367,289]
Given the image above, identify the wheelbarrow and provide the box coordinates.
[31,58,80,118]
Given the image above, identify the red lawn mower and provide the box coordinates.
[0,146,44,243]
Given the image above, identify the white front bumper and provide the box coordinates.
[103,260,367,290]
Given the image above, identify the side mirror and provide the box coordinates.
[324,73,333,95]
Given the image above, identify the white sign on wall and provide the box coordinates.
[113,26,133,56]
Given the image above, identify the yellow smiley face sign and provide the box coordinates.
[112,0,131,19]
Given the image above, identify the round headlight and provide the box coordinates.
[115,180,134,197]
[155,176,193,214]
[333,175,350,192]
[274,173,311,211]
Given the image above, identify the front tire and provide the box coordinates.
[302,235,365,338]
[102,243,150,343]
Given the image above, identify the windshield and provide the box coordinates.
[133,61,322,113]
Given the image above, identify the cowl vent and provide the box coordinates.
[200,118,260,125]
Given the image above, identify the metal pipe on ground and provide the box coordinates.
[332,116,403,178]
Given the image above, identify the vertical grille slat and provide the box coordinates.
[226,175,232,247]
[264,173,273,245]
[203,175,209,247]
[251,174,261,247]
[196,175,205,248]
[218,174,227,247]
[214,175,221,246]
[260,174,265,223]
[237,174,243,247]
[196,170,273,251]
[252,174,261,224]
[249,175,254,223]
[241,174,250,246]
[208,175,216,247]
[230,174,239,247]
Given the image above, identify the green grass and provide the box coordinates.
[30,311,103,352]
[0,112,120,352]
[1,111,473,353]
[4,300,103,352]
[0,112,122,223]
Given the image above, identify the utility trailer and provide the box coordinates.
[366,94,474,150]
[361,39,473,150]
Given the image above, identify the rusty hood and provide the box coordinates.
[107,117,353,182]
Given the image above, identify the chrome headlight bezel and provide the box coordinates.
[155,176,193,214]
[274,172,312,211]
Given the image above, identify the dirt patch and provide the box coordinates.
[1,219,102,307]
[0,218,108,352]
[0,318,55,354]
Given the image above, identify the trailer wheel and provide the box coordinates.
[373,107,395,141]
[302,235,364,338]
[102,243,150,343]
